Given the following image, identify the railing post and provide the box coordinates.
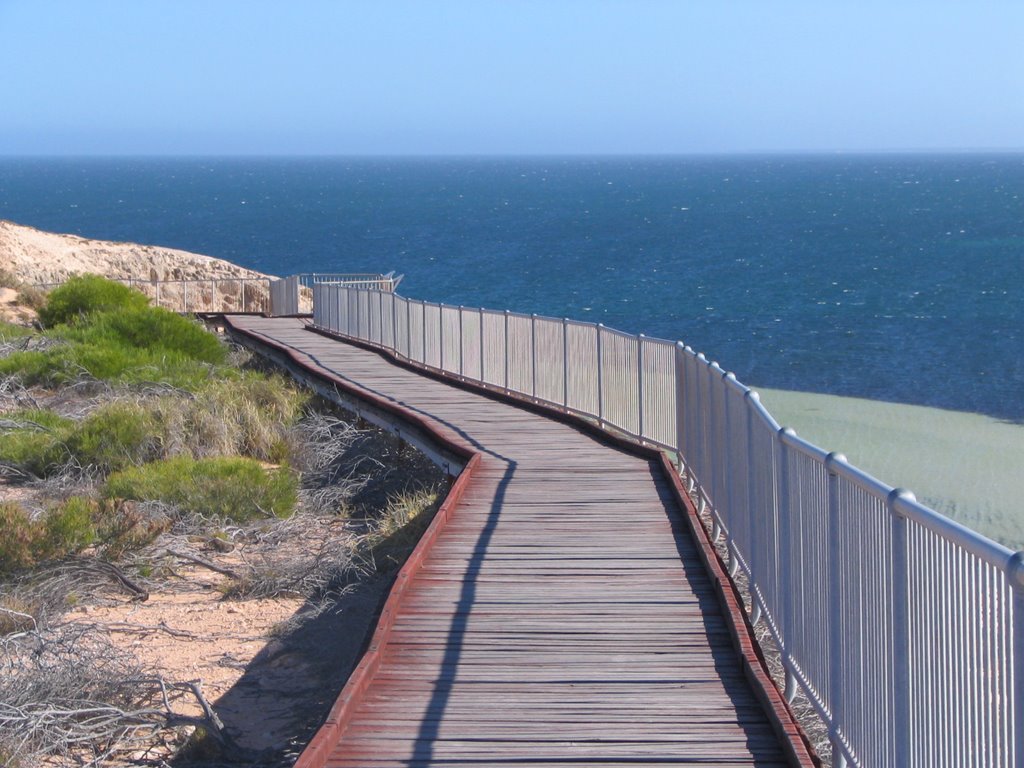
[379,290,385,345]
[439,302,445,372]
[406,299,412,359]
[596,324,605,428]
[503,310,510,393]
[531,314,537,400]
[391,292,398,351]
[562,317,569,409]
[697,356,716,524]
[1014,556,1024,768]
[479,308,485,384]
[422,302,427,367]
[211,279,216,312]
[722,371,738,577]
[637,335,645,442]
[183,281,189,313]
[459,306,465,378]
[777,427,799,703]
[156,280,162,309]
[745,390,761,624]
[674,342,686,471]
[889,488,914,768]
[826,451,848,768]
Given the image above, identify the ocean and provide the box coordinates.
[1,155,1021,421]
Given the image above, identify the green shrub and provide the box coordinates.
[160,374,307,461]
[0,410,73,477]
[16,284,47,311]
[38,275,149,327]
[0,321,33,343]
[39,496,96,559]
[104,456,297,522]
[94,498,170,558]
[0,498,97,575]
[0,502,40,574]
[0,269,19,290]
[56,306,227,365]
[67,402,163,472]
[0,404,165,477]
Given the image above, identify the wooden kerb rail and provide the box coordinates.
[224,315,818,767]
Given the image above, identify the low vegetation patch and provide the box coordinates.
[37,273,149,327]
[0,276,447,765]
[104,455,298,522]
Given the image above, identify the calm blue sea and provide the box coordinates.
[1,156,1021,421]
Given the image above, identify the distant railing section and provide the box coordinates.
[311,284,1023,768]
[33,276,274,314]
[298,272,403,292]
[32,271,402,317]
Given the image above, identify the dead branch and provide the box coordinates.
[165,548,240,579]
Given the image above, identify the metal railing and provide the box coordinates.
[297,271,403,292]
[34,277,274,314]
[32,272,402,317]
[310,283,1023,768]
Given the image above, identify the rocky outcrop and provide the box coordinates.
[0,220,274,286]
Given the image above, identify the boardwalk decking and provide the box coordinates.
[227,316,811,768]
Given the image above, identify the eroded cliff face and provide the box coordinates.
[0,220,273,286]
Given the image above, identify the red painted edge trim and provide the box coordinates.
[658,453,820,768]
[229,318,818,768]
[295,453,482,768]
[222,317,482,768]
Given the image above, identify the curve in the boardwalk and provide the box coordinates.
[224,315,818,768]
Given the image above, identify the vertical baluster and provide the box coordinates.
[826,451,848,768]
[777,427,799,702]
[674,342,686,471]
[439,303,445,371]
[459,306,465,378]
[562,318,570,410]
[479,308,485,384]
[596,324,605,428]
[746,390,761,624]
[531,314,537,400]
[890,488,914,768]
[503,310,510,393]
[637,335,645,443]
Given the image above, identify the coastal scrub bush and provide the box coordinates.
[0,321,32,344]
[159,374,307,462]
[38,274,148,327]
[0,312,231,390]
[367,488,440,566]
[104,456,298,522]
[0,502,40,574]
[16,284,47,311]
[0,499,97,575]
[0,409,74,477]
[56,306,227,365]
[0,404,162,477]
[38,496,96,559]
[65,402,162,472]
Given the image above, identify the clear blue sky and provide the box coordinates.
[2,0,1022,155]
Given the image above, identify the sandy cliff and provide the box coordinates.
[0,219,273,285]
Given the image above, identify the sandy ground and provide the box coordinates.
[71,570,304,723]
[0,286,37,325]
[0,220,273,286]
[757,387,1024,549]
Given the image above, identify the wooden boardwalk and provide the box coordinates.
[227,316,813,768]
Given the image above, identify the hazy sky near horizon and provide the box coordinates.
[2,0,1022,155]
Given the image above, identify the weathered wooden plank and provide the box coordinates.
[226,317,813,768]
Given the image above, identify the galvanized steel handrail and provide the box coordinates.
[34,276,274,314]
[33,272,402,316]
[311,283,1022,768]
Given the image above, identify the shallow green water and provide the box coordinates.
[757,388,1024,550]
